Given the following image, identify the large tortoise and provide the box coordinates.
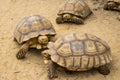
[14,15,56,59]
[104,0,120,11]
[56,0,92,24]
[42,33,112,79]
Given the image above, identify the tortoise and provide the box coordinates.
[14,15,56,59]
[103,0,120,11]
[42,33,112,79]
[56,0,92,24]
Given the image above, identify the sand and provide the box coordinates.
[0,0,120,80]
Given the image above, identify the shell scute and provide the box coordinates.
[85,40,97,54]
[57,43,72,56]
[71,41,84,55]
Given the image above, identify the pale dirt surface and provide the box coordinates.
[0,0,120,80]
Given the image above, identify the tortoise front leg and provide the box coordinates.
[42,50,58,79]
[97,65,110,75]
[47,60,58,79]
[16,42,30,59]
[56,16,64,24]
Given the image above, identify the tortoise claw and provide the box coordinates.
[16,48,27,59]
[48,73,58,79]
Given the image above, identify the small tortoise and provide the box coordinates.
[104,0,120,11]
[14,15,56,59]
[42,33,112,79]
[56,0,92,24]
[103,0,120,20]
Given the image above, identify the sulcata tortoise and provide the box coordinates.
[42,33,112,79]
[14,15,56,59]
[56,0,92,24]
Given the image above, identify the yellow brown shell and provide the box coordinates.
[49,33,112,71]
[14,15,56,44]
[58,0,92,18]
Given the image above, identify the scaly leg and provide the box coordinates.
[47,60,58,79]
[16,42,30,59]
[98,65,110,75]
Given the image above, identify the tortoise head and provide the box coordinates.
[63,13,72,21]
[38,36,48,45]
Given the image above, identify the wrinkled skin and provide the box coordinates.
[98,65,110,75]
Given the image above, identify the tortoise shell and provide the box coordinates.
[49,33,112,71]
[14,15,56,44]
[58,0,92,18]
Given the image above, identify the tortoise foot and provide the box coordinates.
[16,48,27,59]
[48,72,58,79]
[56,16,64,24]
[98,65,110,75]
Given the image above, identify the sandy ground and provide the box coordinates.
[0,0,120,80]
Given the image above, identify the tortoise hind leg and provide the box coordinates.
[72,16,84,24]
[16,42,30,59]
[97,65,110,75]
[47,60,58,79]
